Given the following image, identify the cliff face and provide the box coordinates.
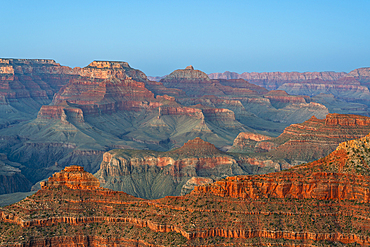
[196,132,370,200]
[0,59,72,107]
[3,140,370,247]
[95,138,281,199]
[229,132,275,153]
[231,113,370,164]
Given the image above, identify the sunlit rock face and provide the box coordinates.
[230,113,370,165]
[3,135,370,246]
[41,165,100,190]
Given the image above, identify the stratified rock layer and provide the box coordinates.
[95,138,284,199]
[230,113,370,164]
[3,136,370,246]
[41,165,100,190]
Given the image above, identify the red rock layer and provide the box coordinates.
[41,165,100,190]
[0,58,73,106]
[3,150,370,246]
[258,113,370,162]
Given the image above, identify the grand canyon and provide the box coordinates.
[1,58,370,246]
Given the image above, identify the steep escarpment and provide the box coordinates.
[41,165,100,190]
[230,113,370,165]
[0,59,73,107]
[0,58,73,129]
[196,132,370,200]
[3,141,370,247]
[95,138,282,199]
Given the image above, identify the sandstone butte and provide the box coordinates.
[3,132,370,246]
[230,113,370,164]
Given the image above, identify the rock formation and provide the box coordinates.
[41,165,100,190]
[3,136,370,246]
[209,70,370,108]
[95,137,284,199]
[0,58,73,130]
[161,66,267,97]
[230,113,370,165]
[229,132,275,153]
[0,58,367,201]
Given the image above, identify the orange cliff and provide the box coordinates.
[230,113,370,164]
[40,165,100,190]
[195,132,370,201]
[0,58,73,108]
[3,136,370,247]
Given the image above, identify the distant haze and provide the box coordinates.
[0,0,369,75]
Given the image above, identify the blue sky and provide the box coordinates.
[1,0,369,75]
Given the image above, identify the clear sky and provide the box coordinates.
[1,0,369,76]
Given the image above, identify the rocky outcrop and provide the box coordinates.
[3,142,370,246]
[40,165,100,190]
[229,132,275,153]
[233,113,370,165]
[180,177,214,196]
[95,138,280,199]
[263,90,308,108]
[196,132,370,200]
[0,58,73,116]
